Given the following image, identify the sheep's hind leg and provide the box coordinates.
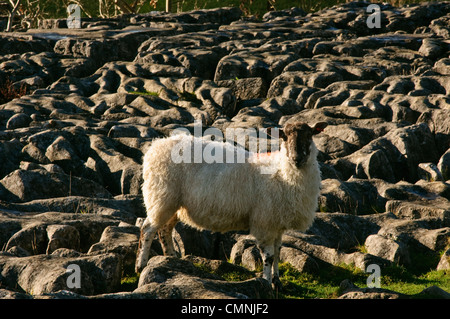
[158,214,178,257]
[135,217,158,273]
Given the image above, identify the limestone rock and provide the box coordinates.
[338,280,406,299]
[437,249,450,270]
[46,225,80,255]
[0,169,112,202]
[437,149,450,181]
[137,256,272,299]
[364,234,410,265]
[6,113,32,130]
[0,253,122,296]
[87,225,139,271]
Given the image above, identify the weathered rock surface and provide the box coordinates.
[0,252,122,296]
[338,279,450,299]
[1,3,449,299]
[136,256,272,299]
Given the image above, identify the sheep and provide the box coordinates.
[135,121,328,288]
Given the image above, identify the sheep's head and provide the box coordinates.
[280,122,327,168]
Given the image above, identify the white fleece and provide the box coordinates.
[141,133,321,244]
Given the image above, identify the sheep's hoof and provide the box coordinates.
[135,259,146,274]
[272,276,283,292]
[135,264,143,274]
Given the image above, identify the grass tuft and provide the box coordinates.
[120,273,140,292]
[128,90,160,97]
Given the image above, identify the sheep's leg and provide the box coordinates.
[135,217,158,273]
[272,235,283,291]
[158,214,178,257]
[259,244,275,284]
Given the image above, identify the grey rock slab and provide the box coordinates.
[437,148,450,181]
[88,225,139,271]
[216,77,267,101]
[338,280,406,299]
[214,48,299,87]
[136,255,272,299]
[0,210,120,254]
[0,168,112,202]
[0,253,122,296]
[418,38,447,60]
[437,248,450,270]
[46,224,81,255]
[279,246,319,273]
[386,199,450,226]
[434,58,450,75]
[364,234,410,265]
[6,113,32,130]
[330,123,438,182]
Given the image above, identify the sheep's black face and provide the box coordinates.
[281,122,327,168]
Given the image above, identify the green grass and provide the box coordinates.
[278,262,367,299]
[192,258,450,299]
[277,262,450,299]
[120,272,140,291]
[128,90,160,97]
[119,260,449,298]
[380,265,450,297]
[119,262,140,292]
[193,261,255,281]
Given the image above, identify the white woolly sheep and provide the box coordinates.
[135,121,328,288]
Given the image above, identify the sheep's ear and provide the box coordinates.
[312,122,327,135]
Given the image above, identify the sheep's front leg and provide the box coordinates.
[259,244,275,285]
[272,235,282,291]
[259,236,283,290]
[135,218,158,273]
